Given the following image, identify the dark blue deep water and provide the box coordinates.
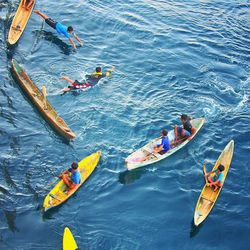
[0,0,250,249]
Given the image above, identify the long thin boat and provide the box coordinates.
[125,118,205,170]
[11,59,76,140]
[8,0,36,45]
[63,227,78,250]
[43,151,101,212]
[194,140,234,226]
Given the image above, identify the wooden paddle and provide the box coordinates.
[203,163,209,186]
[49,193,62,202]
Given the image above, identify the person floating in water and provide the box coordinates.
[174,114,196,142]
[34,10,83,50]
[23,0,34,10]
[204,164,225,191]
[59,162,81,190]
[154,129,171,154]
[61,66,115,92]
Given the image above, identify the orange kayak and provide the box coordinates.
[8,0,36,45]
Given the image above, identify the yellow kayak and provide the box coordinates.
[43,151,101,212]
[8,0,36,45]
[63,227,78,250]
[194,140,234,226]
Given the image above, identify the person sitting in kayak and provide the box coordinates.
[174,114,196,142]
[34,10,83,50]
[205,164,225,191]
[61,66,115,92]
[154,129,171,154]
[59,162,81,189]
[23,0,34,10]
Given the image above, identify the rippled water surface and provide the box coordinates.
[0,0,250,249]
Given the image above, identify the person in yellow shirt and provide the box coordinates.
[61,66,115,92]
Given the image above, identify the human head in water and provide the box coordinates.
[96,67,102,73]
[67,26,74,34]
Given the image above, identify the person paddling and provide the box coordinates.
[61,66,115,92]
[34,10,83,50]
[59,162,81,190]
[204,164,225,191]
[174,114,196,142]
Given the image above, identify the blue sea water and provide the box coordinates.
[0,0,250,249]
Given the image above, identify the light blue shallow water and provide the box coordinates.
[0,0,250,249]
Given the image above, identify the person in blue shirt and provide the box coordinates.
[154,129,171,154]
[205,164,225,191]
[61,66,115,92]
[59,162,81,189]
[34,10,83,50]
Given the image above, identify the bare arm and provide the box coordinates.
[106,66,115,76]
[69,38,77,50]
[60,76,75,84]
[74,33,83,46]
[154,145,163,153]
[59,169,69,178]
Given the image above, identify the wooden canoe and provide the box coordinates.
[8,0,36,45]
[63,227,78,250]
[11,59,76,140]
[125,118,205,170]
[194,140,234,226]
[43,151,101,212]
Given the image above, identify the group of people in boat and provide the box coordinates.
[153,114,225,191]
[17,5,225,193]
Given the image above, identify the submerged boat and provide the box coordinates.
[11,59,76,140]
[125,118,205,170]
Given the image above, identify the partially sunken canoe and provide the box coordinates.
[194,140,234,226]
[43,151,101,212]
[63,227,78,250]
[8,0,36,45]
[125,118,205,170]
[11,59,76,140]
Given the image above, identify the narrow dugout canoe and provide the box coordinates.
[63,227,78,250]
[194,140,234,226]
[125,118,205,170]
[43,151,101,212]
[8,0,36,45]
[11,59,76,140]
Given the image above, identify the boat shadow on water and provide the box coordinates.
[189,219,204,238]
[118,168,148,185]
[32,30,72,55]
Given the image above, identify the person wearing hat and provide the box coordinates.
[59,162,81,189]
[205,164,225,191]
[61,66,115,92]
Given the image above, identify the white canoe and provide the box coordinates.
[125,118,205,170]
